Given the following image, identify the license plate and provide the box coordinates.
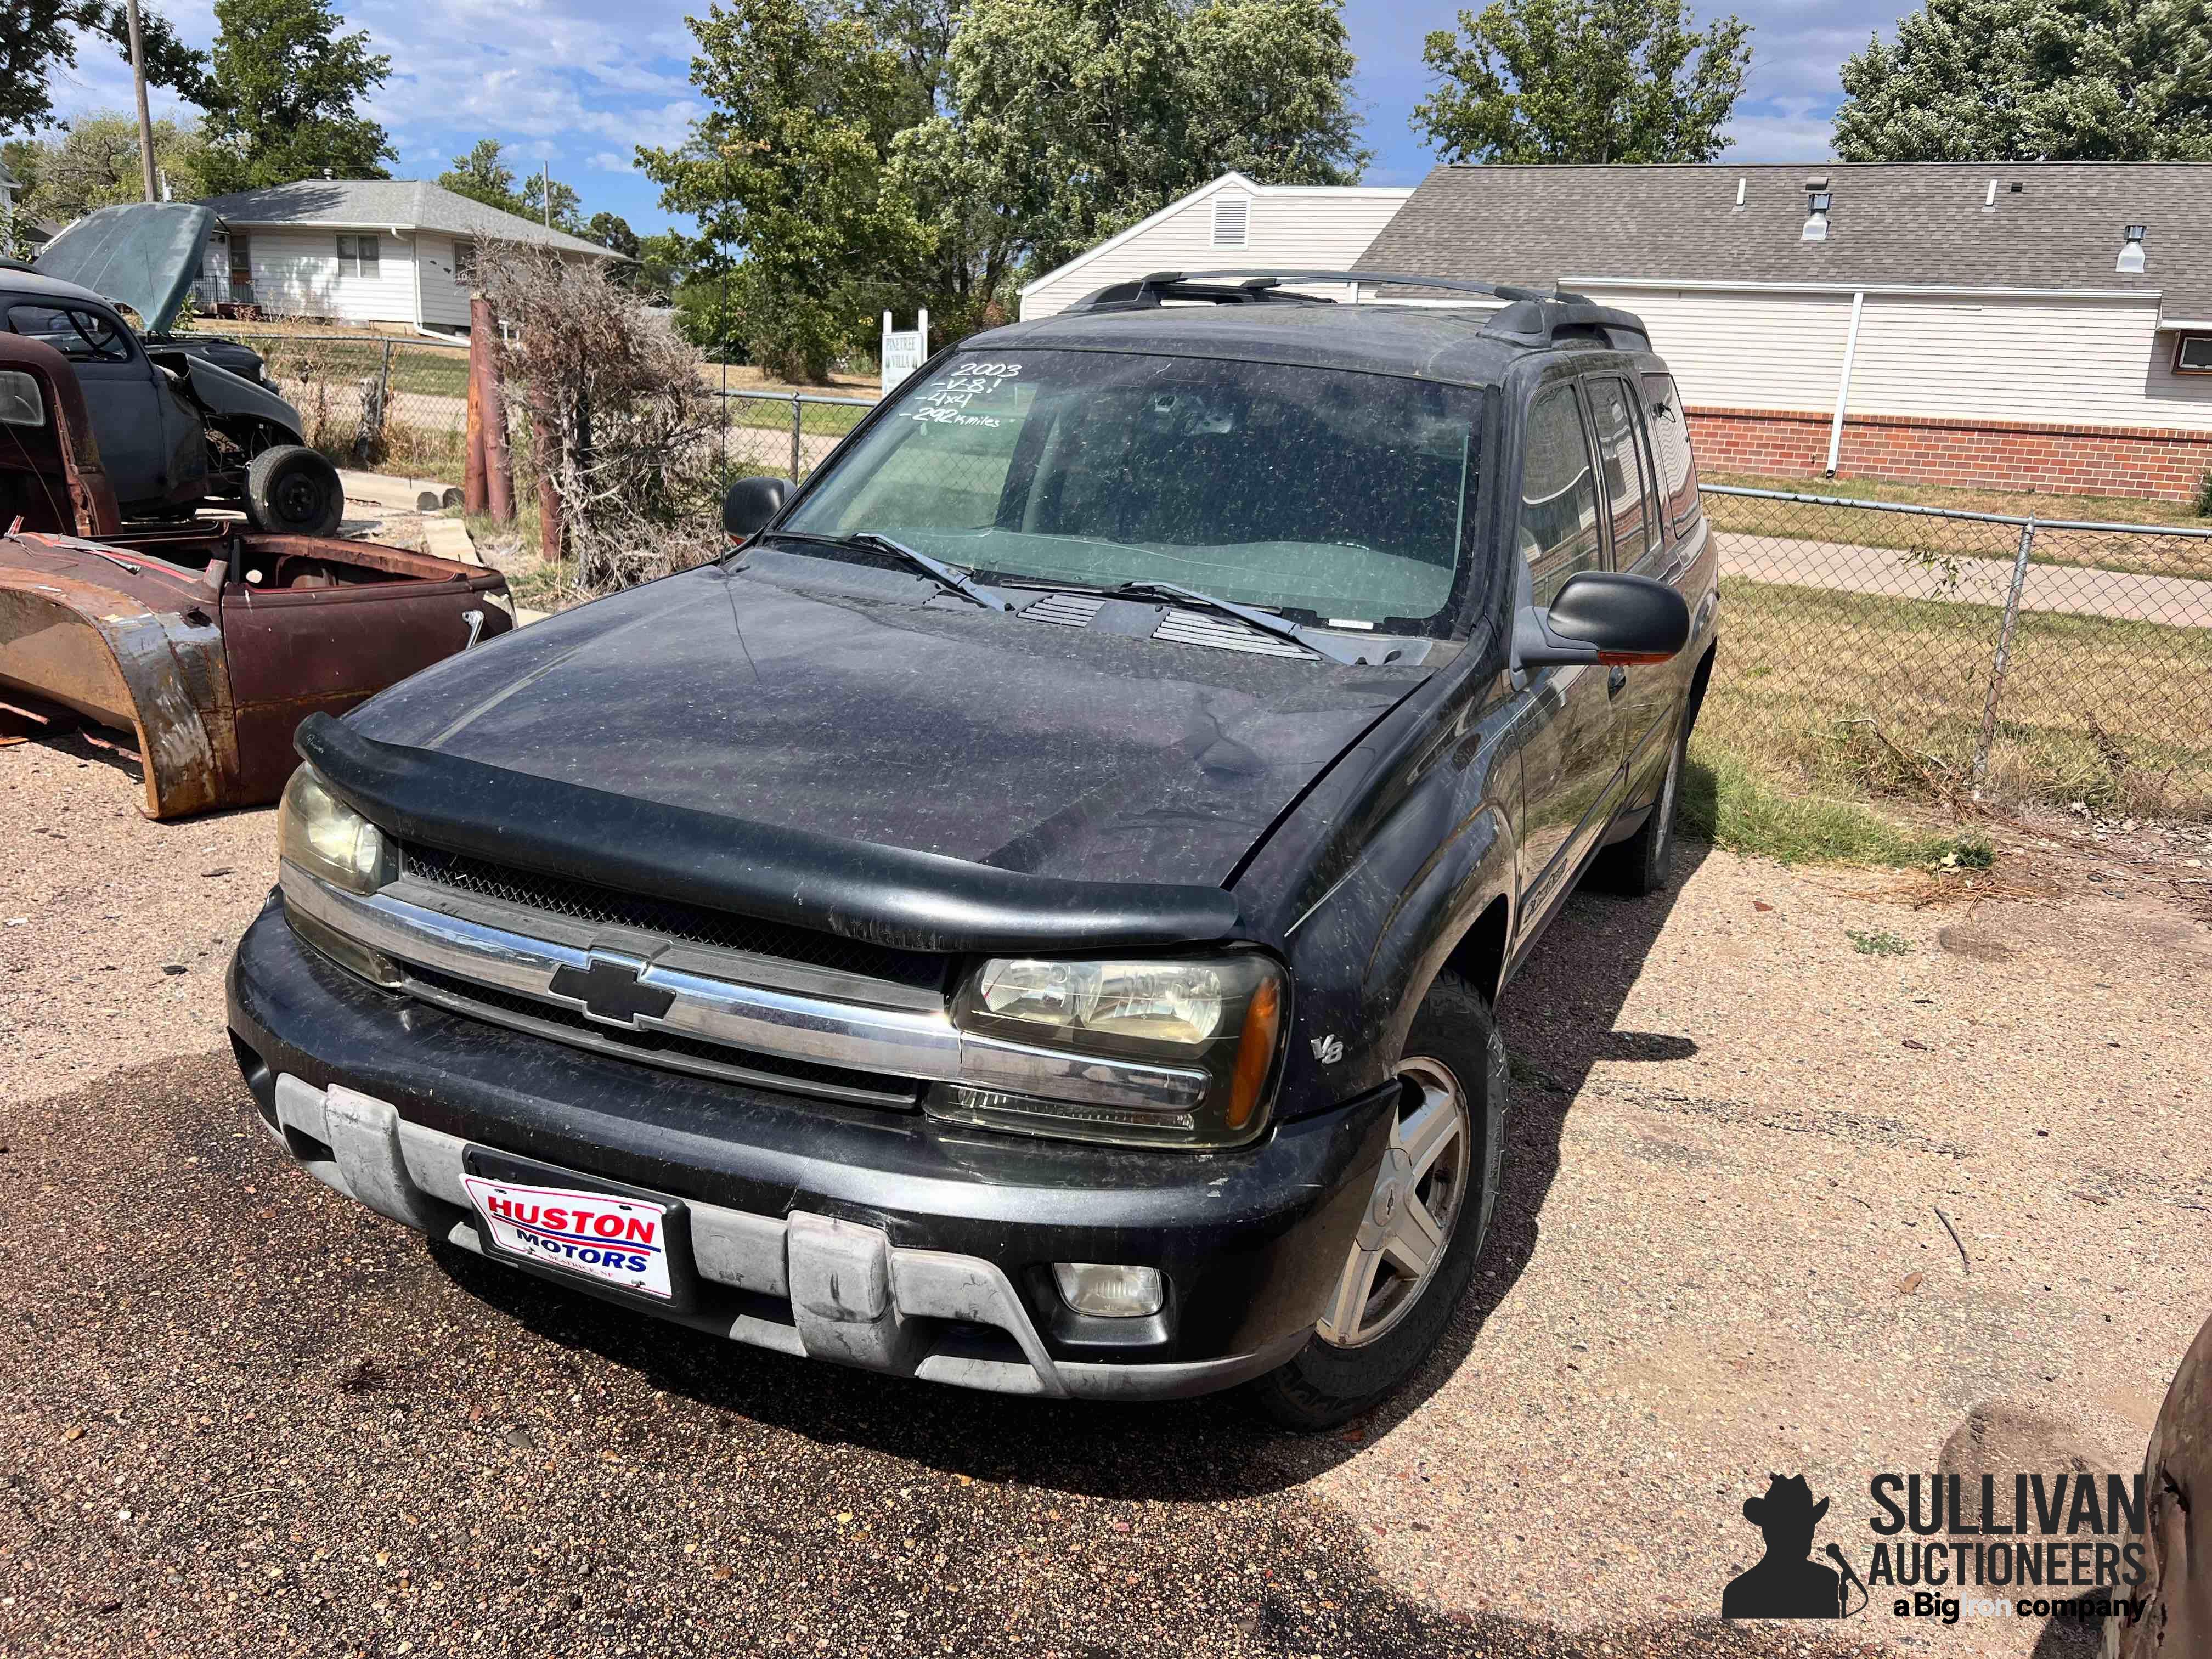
[461,1171,674,1301]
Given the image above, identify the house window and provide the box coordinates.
[1210,193,1250,250]
[2175,333,2212,374]
[336,234,380,279]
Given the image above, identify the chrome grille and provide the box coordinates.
[399,844,949,991]
[404,963,922,1108]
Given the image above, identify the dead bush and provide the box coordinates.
[476,242,724,595]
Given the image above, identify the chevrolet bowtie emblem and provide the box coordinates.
[548,952,675,1029]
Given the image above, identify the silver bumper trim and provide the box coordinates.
[263,1074,1300,1401]
[280,864,1207,1114]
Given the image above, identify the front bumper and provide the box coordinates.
[228,899,1395,1401]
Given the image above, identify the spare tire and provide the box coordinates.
[244,444,344,537]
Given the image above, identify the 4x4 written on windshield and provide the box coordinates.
[906,359,1024,427]
[791,349,1483,632]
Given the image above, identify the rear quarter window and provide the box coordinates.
[1640,372,1701,535]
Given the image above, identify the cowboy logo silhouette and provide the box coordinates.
[1722,1474,1862,1619]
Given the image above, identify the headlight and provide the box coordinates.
[277,764,394,895]
[936,954,1286,1150]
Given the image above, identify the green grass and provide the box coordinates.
[1707,470,2212,528]
[1846,928,1914,956]
[1677,747,1995,865]
[1705,575,2212,818]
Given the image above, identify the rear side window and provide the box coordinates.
[1584,377,1655,568]
[1516,385,1602,607]
[8,304,130,363]
[1641,372,1701,534]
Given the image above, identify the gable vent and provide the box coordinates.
[1211,193,1251,250]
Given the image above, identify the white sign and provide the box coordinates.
[882,308,930,394]
[463,1172,674,1300]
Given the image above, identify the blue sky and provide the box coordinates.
[45,0,1894,233]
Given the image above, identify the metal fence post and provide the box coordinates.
[1970,517,2037,789]
[789,394,803,483]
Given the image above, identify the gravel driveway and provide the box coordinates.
[4,732,2207,1659]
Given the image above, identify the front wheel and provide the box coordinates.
[244,444,345,537]
[1247,972,1505,1430]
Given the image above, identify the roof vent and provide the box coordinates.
[1802,189,1832,242]
[1733,177,1746,211]
[2117,224,2147,274]
[1984,179,1997,211]
[1210,193,1250,251]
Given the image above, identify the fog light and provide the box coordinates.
[1051,1262,1164,1318]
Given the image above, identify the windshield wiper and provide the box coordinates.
[760,529,1012,612]
[1104,579,1372,665]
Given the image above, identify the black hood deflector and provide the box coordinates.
[297,713,1242,956]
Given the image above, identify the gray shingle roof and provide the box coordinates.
[1359,162,2212,319]
[194,179,618,259]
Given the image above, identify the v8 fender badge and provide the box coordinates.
[1310,1034,1344,1064]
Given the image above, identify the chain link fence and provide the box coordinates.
[187,332,877,489]
[1701,485,2212,819]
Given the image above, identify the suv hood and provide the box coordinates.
[348,554,1432,888]
[36,203,216,335]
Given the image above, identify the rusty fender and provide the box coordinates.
[0,566,236,818]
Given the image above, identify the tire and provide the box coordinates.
[1592,712,1687,898]
[1248,971,1505,1431]
[244,444,344,537]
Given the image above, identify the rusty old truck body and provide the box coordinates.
[0,331,512,817]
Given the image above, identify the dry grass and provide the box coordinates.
[1706,575,2212,819]
[1706,470,2212,528]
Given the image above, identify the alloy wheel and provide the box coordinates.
[1315,1056,1471,1349]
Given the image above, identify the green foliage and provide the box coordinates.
[584,211,640,260]
[1413,0,1751,163]
[15,114,212,222]
[1846,928,1913,956]
[644,0,1367,372]
[1678,747,2003,867]
[905,0,1367,285]
[1,1,210,136]
[639,0,931,383]
[1833,0,2212,161]
[199,0,393,192]
[438,138,585,232]
[2195,468,2212,519]
[439,139,522,214]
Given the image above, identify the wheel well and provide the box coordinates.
[1684,642,1717,736]
[1443,895,1510,1008]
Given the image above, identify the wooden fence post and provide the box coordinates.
[462,323,487,516]
[472,296,515,523]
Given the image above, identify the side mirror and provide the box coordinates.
[1515,571,1690,669]
[721,475,790,540]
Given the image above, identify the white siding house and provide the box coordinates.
[1355,163,2212,499]
[191,180,620,334]
[1019,173,1412,320]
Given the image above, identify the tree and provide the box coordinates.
[1412,0,1751,164]
[15,113,213,223]
[902,0,1368,291]
[2,1,210,137]
[584,212,641,259]
[199,0,393,191]
[439,139,524,215]
[517,170,583,232]
[1833,0,2212,161]
[639,0,930,382]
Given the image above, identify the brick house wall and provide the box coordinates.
[1688,406,2212,503]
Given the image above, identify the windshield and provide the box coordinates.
[781,348,1485,629]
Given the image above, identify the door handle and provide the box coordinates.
[1607,665,1627,697]
[461,608,485,650]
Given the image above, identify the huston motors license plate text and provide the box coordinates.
[461,1173,673,1300]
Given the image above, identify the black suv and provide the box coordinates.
[227,270,1718,1427]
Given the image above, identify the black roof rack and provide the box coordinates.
[1059,267,1651,352]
